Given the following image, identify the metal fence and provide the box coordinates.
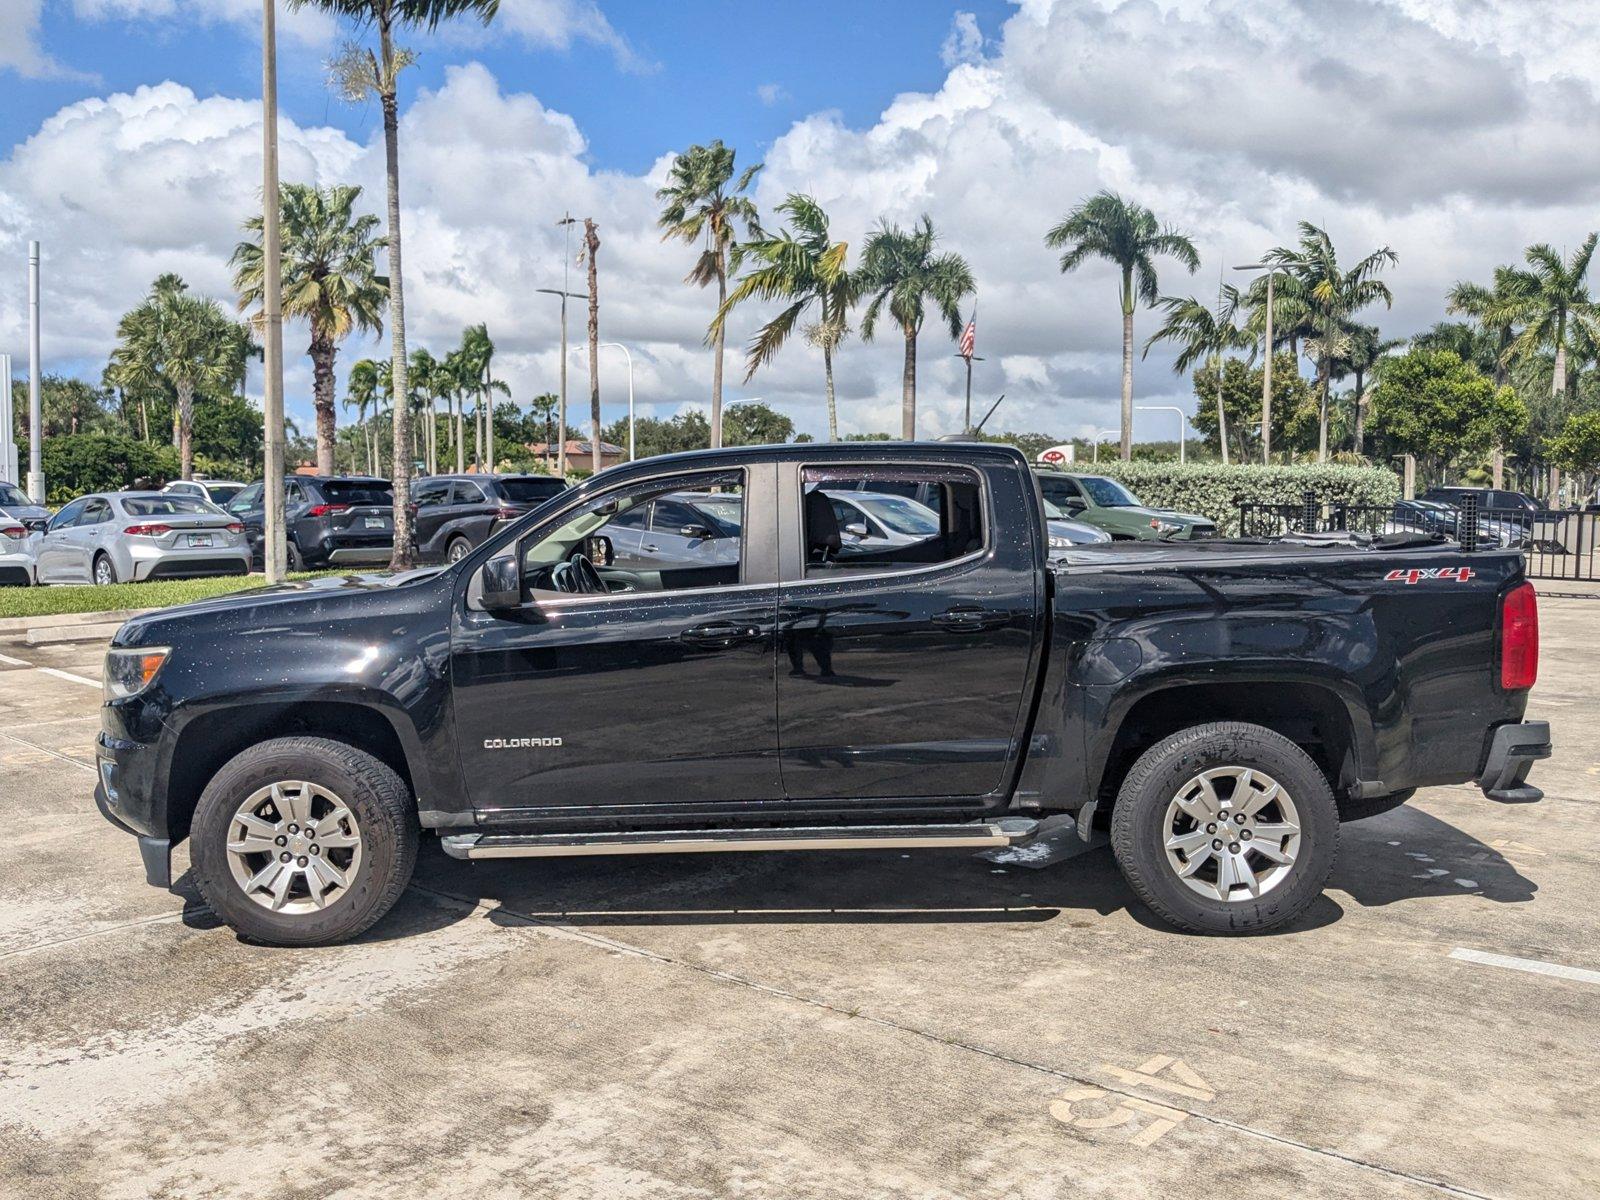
[1236,492,1600,583]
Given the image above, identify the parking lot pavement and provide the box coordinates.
[1,604,1597,1200]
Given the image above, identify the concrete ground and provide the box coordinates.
[1,603,1597,1200]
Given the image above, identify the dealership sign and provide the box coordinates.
[1037,444,1075,467]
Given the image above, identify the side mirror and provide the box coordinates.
[679,524,714,540]
[842,521,869,539]
[479,555,521,610]
[1064,498,1086,513]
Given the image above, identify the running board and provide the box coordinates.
[440,818,1040,860]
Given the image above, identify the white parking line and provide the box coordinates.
[1450,947,1600,986]
[0,650,100,690]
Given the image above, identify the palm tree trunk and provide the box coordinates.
[379,18,413,570]
[473,399,482,469]
[1553,321,1567,397]
[139,396,148,441]
[455,392,465,473]
[177,382,194,479]
[1119,277,1134,461]
[710,264,727,449]
[1215,354,1229,465]
[585,218,602,474]
[824,341,838,442]
[310,326,337,476]
[1353,367,1366,456]
[1317,355,1330,462]
[900,324,918,440]
[484,374,496,473]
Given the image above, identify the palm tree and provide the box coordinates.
[859,215,975,440]
[345,358,382,474]
[442,346,470,472]
[1264,222,1396,461]
[1143,285,1253,463]
[408,347,442,473]
[111,277,250,479]
[1046,191,1199,460]
[232,182,387,475]
[714,194,856,440]
[296,0,501,566]
[1501,235,1600,400]
[457,323,508,470]
[657,139,762,449]
[1334,323,1402,456]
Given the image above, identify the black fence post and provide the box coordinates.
[1301,489,1317,533]
[1458,493,1478,552]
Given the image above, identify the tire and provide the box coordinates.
[189,736,418,947]
[1337,788,1415,823]
[1110,721,1338,935]
[445,536,472,565]
[286,541,305,572]
[92,552,117,586]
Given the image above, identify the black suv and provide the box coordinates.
[227,476,394,570]
[1421,486,1547,519]
[409,474,567,564]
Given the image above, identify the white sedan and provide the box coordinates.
[0,517,37,585]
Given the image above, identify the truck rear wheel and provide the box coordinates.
[1110,722,1338,935]
[189,736,418,947]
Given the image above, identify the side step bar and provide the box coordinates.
[440,818,1040,861]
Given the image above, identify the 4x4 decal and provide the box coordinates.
[1384,566,1476,584]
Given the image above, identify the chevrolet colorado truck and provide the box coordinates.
[94,443,1550,946]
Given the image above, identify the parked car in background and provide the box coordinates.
[823,489,941,551]
[226,476,393,570]
[1387,498,1523,548]
[162,478,249,508]
[1041,496,1113,551]
[1033,468,1216,540]
[410,473,568,564]
[0,517,37,585]
[603,489,744,572]
[1421,486,1555,522]
[35,492,248,585]
[0,480,50,533]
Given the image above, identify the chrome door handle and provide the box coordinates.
[680,622,762,648]
[931,606,1006,632]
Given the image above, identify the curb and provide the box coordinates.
[0,609,154,637]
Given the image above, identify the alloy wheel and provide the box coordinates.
[1162,766,1301,902]
[94,556,115,586]
[224,780,364,914]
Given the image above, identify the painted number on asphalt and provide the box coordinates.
[1049,1055,1216,1147]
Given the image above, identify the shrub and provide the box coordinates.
[20,433,183,504]
[1073,461,1400,534]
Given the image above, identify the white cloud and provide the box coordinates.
[940,12,986,68]
[1,0,91,79]
[72,0,337,45]
[756,82,788,107]
[6,1,1600,445]
[458,0,649,72]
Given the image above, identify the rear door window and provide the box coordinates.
[410,480,450,507]
[450,481,488,505]
[800,465,984,577]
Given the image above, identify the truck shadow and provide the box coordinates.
[177,802,1535,944]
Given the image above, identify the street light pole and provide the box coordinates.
[1136,405,1186,464]
[567,341,635,465]
[1090,428,1119,465]
[27,241,42,503]
[954,353,985,432]
[260,0,287,582]
[1235,262,1283,465]
[535,280,585,476]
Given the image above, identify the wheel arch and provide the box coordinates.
[161,700,417,844]
[1092,679,1372,817]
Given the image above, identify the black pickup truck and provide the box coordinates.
[94,443,1550,946]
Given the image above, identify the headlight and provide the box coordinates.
[104,647,170,700]
[1150,519,1182,535]
[1049,535,1073,549]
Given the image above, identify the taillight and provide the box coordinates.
[226,522,243,534]
[1500,582,1538,690]
[494,506,521,520]
[0,525,24,540]
[306,504,351,517]
[123,524,172,537]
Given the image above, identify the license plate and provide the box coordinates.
[187,533,213,547]
[364,517,386,529]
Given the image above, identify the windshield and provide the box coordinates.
[687,494,744,533]
[498,477,565,504]
[123,496,220,516]
[0,483,30,507]
[205,484,244,505]
[321,480,392,506]
[1080,476,1141,507]
[849,492,940,536]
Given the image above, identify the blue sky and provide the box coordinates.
[4,1,1597,443]
[8,2,1017,175]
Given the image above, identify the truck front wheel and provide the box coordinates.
[189,736,418,947]
[1110,722,1338,935]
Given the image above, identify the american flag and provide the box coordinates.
[958,317,976,359]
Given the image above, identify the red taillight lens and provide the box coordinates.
[226,522,243,534]
[306,504,351,517]
[0,525,24,540]
[1500,582,1538,690]
[494,506,520,520]
[123,524,172,537]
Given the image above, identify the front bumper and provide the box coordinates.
[95,727,173,886]
[1477,720,1552,803]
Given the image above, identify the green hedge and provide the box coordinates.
[1079,462,1400,534]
